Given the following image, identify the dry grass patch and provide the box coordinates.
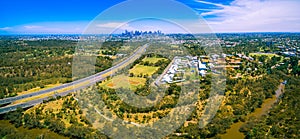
[100,75,146,90]
[13,91,58,104]
[122,109,171,124]
[12,81,90,104]
[25,96,89,128]
[17,84,61,96]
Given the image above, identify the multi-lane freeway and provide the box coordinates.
[0,44,149,114]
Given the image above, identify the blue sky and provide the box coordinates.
[0,0,299,34]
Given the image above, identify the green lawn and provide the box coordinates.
[249,53,280,58]
[129,64,159,76]
[142,57,167,64]
[250,53,284,62]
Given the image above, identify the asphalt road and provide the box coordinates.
[0,44,148,114]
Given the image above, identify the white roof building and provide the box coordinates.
[198,61,207,70]
[199,70,206,77]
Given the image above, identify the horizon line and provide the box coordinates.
[1,31,300,36]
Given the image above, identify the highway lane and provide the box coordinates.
[0,44,148,113]
[0,79,102,114]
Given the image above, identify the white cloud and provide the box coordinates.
[95,22,137,32]
[3,22,89,34]
[196,0,300,32]
[0,27,12,30]
[24,25,43,29]
[83,22,134,34]
[85,19,212,34]
[196,0,227,8]
[96,22,125,28]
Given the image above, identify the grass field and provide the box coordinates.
[119,46,131,51]
[171,45,179,48]
[129,65,159,76]
[100,75,146,90]
[142,57,166,64]
[250,53,284,62]
[249,53,280,58]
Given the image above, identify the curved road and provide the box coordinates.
[0,44,148,114]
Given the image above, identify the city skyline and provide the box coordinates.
[0,0,299,34]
